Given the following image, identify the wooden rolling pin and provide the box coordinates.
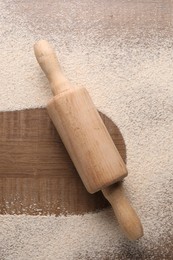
[34,40,143,240]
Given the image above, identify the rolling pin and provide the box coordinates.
[34,40,143,240]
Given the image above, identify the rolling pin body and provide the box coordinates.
[47,87,127,193]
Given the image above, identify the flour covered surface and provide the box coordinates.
[0,0,173,259]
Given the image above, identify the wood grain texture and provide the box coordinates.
[47,87,127,193]
[0,108,126,215]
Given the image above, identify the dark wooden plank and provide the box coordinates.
[0,108,126,215]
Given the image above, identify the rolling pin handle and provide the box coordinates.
[34,40,71,96]
[102,183,143,241]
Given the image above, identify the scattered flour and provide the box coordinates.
[0,209,172,260]
[0,0,173,259]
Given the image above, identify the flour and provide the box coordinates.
[0,209,171,260]
[0,0,173,259]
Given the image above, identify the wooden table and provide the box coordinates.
[0,1,172,258]
[0,108,126,215]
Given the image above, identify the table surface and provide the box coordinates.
[0,108,126,215]
[0,1,172,259]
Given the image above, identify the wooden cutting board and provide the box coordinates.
[0,108,126,215]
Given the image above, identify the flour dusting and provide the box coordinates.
[0,209,171,260]
[0,0,173,259]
